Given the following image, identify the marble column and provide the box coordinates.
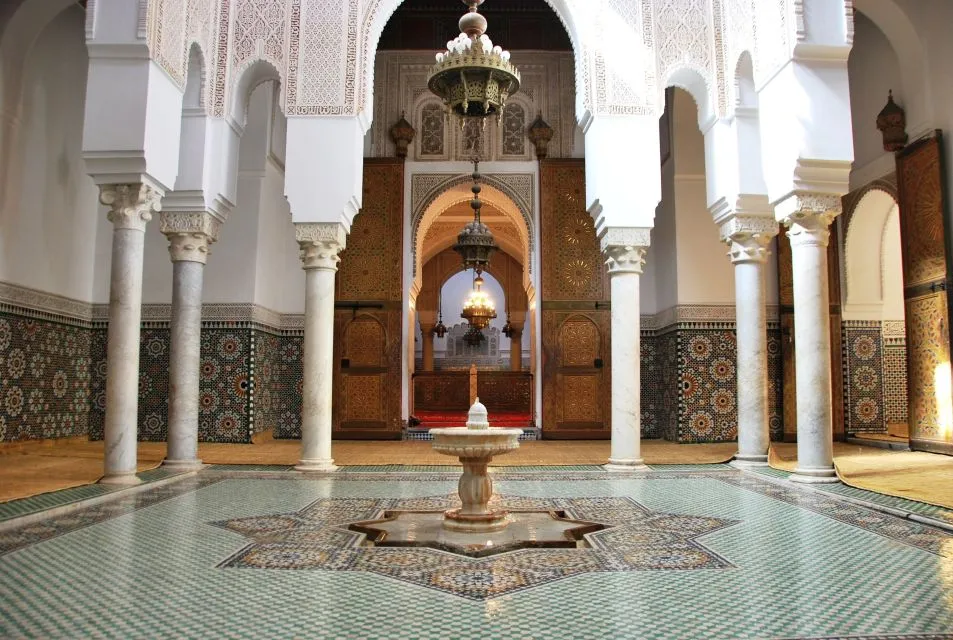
[721,217,778,467]
[99,183,161,485]
[602,228,650,471]
[777,195,841,484]
[295,223,346,472]
[421,325,435,372]
[509,329,523,372]
[159,212,220,470]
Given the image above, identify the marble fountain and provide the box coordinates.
[349,399,605,557]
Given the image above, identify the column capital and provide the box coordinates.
[775,193,842,248]
[159,211,221,264]
[601,227,651,275]
[295,222,347,271]
[720,216,778,265]
[100,183,162,231]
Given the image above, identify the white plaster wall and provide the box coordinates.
[0,6,100,302]
[651,155,678,313]
[253,158,303,314]
[882,208,905,321]
[848,11,901,187]
[668,89,735,307]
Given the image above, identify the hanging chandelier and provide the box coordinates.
[432,290,448,338]
[460,275,497,331]
[428,0,520,121]
[452,161,497,275]
[431,0,519,276]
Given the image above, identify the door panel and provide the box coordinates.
[897,132,953,455]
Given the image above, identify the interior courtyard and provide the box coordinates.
[1,0,953,638]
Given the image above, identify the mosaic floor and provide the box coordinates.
[1,467,952,639]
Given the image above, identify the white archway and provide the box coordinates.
[843,188,904,321]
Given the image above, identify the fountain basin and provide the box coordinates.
[430,426,522,532]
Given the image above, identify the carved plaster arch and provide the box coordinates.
[229,59,285,128]
[359,0,595,126]
[412,172,535,281]
[842,184,902,317]
[664,66,715,131]
[414,180,533,295]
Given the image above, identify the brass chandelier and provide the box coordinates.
[461,274,497,335]
[428,0,520,120]
[429,0,520,276]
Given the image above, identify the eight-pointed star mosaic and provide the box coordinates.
[212,494,740,599]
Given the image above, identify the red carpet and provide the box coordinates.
[414,410,532,428]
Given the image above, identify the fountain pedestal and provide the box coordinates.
[430,398,522,532]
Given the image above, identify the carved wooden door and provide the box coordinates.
[334,315,392,437]
[546,314,609,438]
[896,132,953,455]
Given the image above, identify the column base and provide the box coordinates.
[790,466,840,484]
[730,454,769,468]
[604,459,648,472]
[162,458,204,472]
[295,459,338,472]
[98,472,142,486]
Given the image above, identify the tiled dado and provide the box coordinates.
[841,320,909,435]
[0,312,93,443]
[0,282,307,444]
[640,324,783,443]
[89,328,305,444]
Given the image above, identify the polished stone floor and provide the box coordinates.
[1,466,952,639]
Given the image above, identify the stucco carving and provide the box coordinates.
[604,245,648,276]
[160,211,221,264]
[132,0,844,143]
[777,193,842,249]
[100,184,162,232]
[295,222,347,270]
[411,173,535,278]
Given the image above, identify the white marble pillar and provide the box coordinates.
[722,217,778,467]
[602,228,650,471]
[295,223,346,472]
[777,196,841,484]
[159,212,220,470]
[99,183,161,485]
[509,329,523,372]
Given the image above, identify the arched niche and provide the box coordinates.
[843,187,905,321]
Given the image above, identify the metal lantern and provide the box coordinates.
[463,324,486,346]
[390,112,416,158]
[876,90,908,153]
[432,291,448,338]
[528,112,554,159]
[452,162,497,275]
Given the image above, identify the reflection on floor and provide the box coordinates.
[0,466,951,639]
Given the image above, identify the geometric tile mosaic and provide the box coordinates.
[0,312,94,443]
[843,322,887,434]
[1,468,952,638]
[213,494,739,599]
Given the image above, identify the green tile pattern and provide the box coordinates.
[0,467,191,523]
[0,471,951,639]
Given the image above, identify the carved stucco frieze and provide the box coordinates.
[776,193,842,249]
[601,227,652,276]
[295,222,347,271]
[160,212,221,264]
[100,183,162,232]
